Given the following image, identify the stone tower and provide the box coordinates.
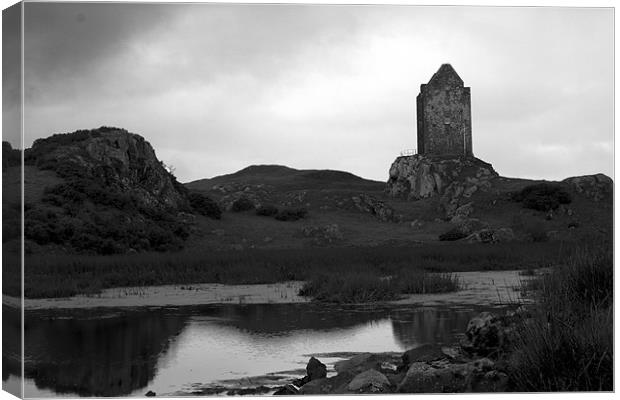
[417,64,473,157]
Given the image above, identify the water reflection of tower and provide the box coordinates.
[390,308,477,350]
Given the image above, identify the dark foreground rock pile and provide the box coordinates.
[273,309,528,395]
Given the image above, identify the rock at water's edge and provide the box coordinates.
[347,369,391,393]
[306,357,327,381]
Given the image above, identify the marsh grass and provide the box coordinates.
[299,269,460,303]
[509,245,613,391]
[398,271,460,295]
[20,241,567,299]
[299,273,398,303]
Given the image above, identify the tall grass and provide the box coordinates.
[398,271,460,294]
[19,241,567,299]
[509,245,613,391]
[299,270,460,303]
[299,273,399,303]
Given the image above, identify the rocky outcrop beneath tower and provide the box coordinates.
[386,155,498,220]
[387,155,497,200]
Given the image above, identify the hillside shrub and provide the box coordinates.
[32,179,189,254]
[275,207,308,221]
[188,192,221,219]
[512,183,572,211]
[256,204,279,217]
[231,197,255,212]
[438,227,467,241]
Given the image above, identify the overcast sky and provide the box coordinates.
[6,3,614,182]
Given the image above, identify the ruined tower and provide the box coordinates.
[417,64,473,157]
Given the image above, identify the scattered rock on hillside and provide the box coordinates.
[562,174,612,201]
[220,191,264,212]
[465,228,515,244]
[301,224,344,245]
[284,190,308,206]
[409,219,424,229]
[352,194,401,222]
[450,202,474,220]
[449,217,488,237]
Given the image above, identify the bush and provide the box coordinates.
[231,197,255,212]
[188,192,221,219]
[256,204,279,217]
[275,207,308,221]
[24,208,64,245]
[512,183,572,211]
[438,227,467,241]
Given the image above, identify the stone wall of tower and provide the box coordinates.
[417,65,473,157]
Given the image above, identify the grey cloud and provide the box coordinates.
[3,2,21,147]
[19,4,613,183]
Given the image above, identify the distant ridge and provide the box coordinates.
[186,164,382,192]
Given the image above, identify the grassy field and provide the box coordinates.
[17,241,571,299]
[509,244,613,391]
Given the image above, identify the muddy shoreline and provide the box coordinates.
[5,270,530,310]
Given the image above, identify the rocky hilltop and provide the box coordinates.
[18,127,222,254]
[562,174,613,202]
[25,127,188,211]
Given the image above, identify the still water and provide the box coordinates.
[3,303,504,397]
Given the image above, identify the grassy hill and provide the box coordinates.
[180,162,612,252]
[187,164,381,191]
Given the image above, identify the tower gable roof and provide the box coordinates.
[427,64,464,88]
